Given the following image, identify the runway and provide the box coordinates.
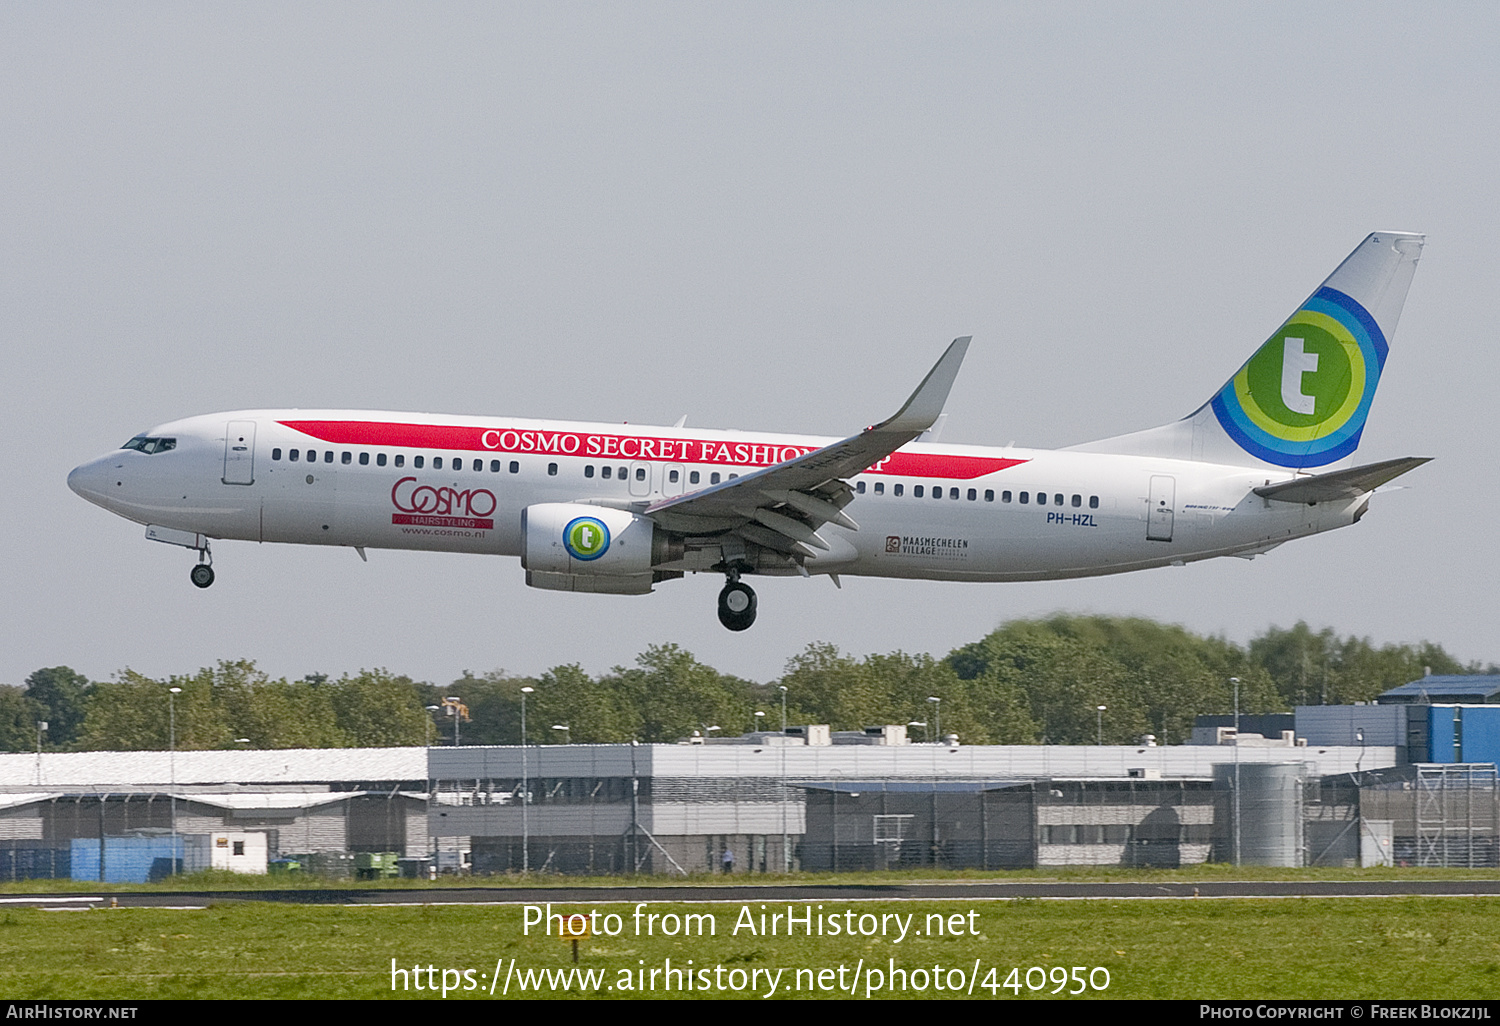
[7,878,1500,908]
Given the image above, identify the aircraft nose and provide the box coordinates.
[67,455,112,503]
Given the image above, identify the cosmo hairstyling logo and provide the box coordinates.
[1210,286,1388,467]
[563,516,611,561]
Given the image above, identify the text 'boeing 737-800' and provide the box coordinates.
[69,233,1430,631]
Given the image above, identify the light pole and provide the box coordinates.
[1230,676,1241,867]
[168,687,181,876]
[34,721,46,787]
[424,705,440,872]
[777,686,789,872]
[927,696,941,741]
[551,724,570,744]
[753,711,765,734]
[1096,705,1107,746]
[908,720,928,743]
[520,686,533,873]
[446,696,463,747]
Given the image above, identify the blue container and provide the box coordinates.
[70,837,185,883]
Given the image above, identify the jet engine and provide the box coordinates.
[521,503,683,578]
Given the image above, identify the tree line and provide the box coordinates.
[2,617,1492,753]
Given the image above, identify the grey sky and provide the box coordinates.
[5,4,1497,689]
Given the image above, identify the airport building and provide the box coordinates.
[0,672,1495,879]
[0,748,428,881]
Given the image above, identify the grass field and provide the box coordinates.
[1,892,1498,1000]
[6,861,1500,893]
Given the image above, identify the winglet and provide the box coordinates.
[874,336,971,434]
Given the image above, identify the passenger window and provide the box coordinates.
[617,466,627,479]
[689,471,700,484]
[711,473,721,485]
[549,463,559,476]
[668,469,679,483]
[272,448,282,461]
[289,449,299,462]
[414,456,424,469]
[585,465,595,479]
[1052,493,1062,506]
[967,488,976,501]
[950,488,960,500]
[306,449,316,462]
[874,482,884,495]
[914,485,924,498]
[359,452,369,466]
[601,466,612,479]
[473,459,482,472]
[509,461,519,474]
[985,489,995,502]
[1000,490,1010,502]
[394,454,405,468]
[341,452,351,465]
[894,484,904,497]
[377,453,387,467]
[856,481,866,494]
[727,473,737,480]
[635,468,645,481]
[490,460,500,472]
[1019,491,1029,504]
[1071,494,1081,507]
[323,451,333,464]
[435,457,445,470]
[1089,495,1099,509]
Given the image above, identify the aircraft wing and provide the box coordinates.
[1252,456,1432,504]
[641,337,971,554]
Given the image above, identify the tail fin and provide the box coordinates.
[1070,232,1424,469]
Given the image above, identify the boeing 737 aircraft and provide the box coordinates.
[69,233,1428,631]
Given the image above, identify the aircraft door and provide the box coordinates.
[1147,475,1175,542]
[223,420,256,485]
[628,461,652,497]
[663,463,685,497]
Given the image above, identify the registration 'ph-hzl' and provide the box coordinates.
[70,233,1429,630]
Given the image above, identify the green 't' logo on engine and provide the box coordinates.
[563,516,610,561]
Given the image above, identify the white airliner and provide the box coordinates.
[70,233,1428,631]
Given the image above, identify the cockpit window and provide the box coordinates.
[121,436,177,454]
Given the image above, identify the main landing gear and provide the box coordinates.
[717,575,757,632]
[190,546,215,589]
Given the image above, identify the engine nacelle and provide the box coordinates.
[521,503,680,577]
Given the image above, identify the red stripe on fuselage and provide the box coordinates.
[277,420,1027,480]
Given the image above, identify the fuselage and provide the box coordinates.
[67,409,1360,583]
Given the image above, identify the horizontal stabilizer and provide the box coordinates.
[1253,456,1431,504]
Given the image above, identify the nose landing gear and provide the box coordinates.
[717,577,757,631]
